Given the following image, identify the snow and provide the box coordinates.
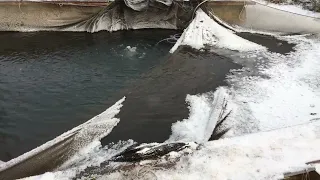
[170,9,265,53]
[161,120,320,180]
[79,120,320,180]
[316,164,320,174]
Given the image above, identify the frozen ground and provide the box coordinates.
[7,5,320,180]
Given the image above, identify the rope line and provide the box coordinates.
[155,33,181,45]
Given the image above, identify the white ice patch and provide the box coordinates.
[170,9,265,53]
[167,88,230,143]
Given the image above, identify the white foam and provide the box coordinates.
[170,9,265,53]
[167,88,230,143]
[125,46,138,57]
[126,46,137,53]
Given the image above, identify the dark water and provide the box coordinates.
[101,33,295,145]
[0,30,175,161]
[237,32,296,54]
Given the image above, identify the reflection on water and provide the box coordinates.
[0,30,174,161]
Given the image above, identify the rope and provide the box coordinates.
[155,33,181,45]
[18,0,23,13]
[239,0,247,22]
[208,11,237,32]
[245,118,320,136]
[192,0,209,20]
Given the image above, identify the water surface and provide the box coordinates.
[0,29,291,163]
